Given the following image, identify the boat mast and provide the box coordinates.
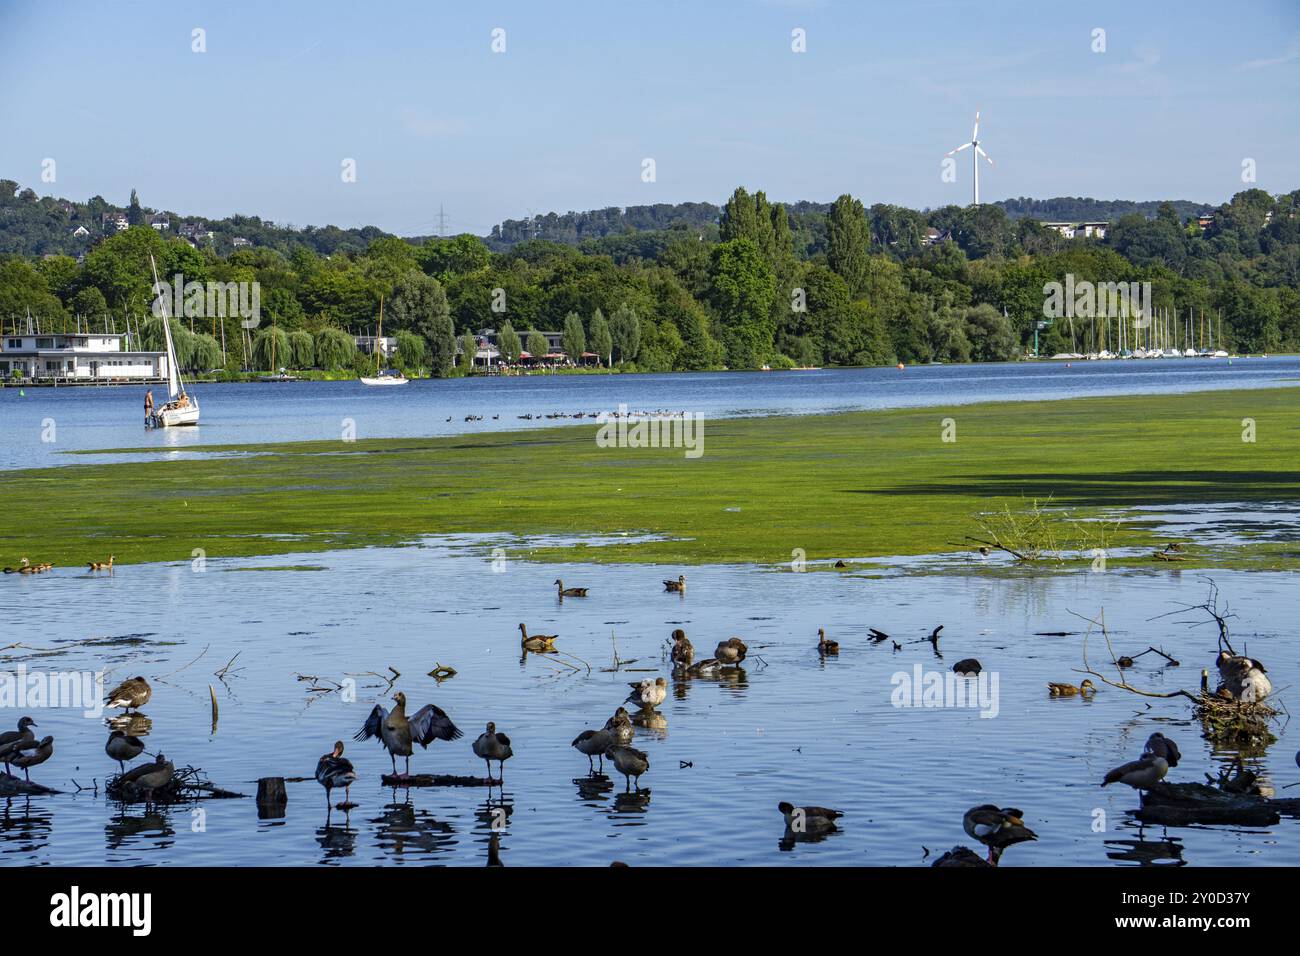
[150,254,187,399]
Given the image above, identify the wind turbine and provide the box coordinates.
[947,111,993,206]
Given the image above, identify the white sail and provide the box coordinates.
[160,306,182,399]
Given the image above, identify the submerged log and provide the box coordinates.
[381,772,497,788]
[256,776,288,818]
[0,772,59,796]
[1134,782,1279,827]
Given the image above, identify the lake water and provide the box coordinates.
[2,356,1298,471]
[1,542,1297,867]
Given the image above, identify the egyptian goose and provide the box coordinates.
[105,729,146,774]
[1102,754,1169,792]
[1047,680,1096,696]
[669,629,693,669]
[355,690,462,778]
[962,805,1038,865]
[2,558,29,574]
[120,753,174,805]
[1142,732,1181,767]
[316,740,357,807]
[7,736,54,781]
[554,579,588,598]
[472,722,513,782]
[778,801,844,833]
[89,555,115,571]
[572,724,616,773]
[663,575,686,593]
[605,707,634,746]
[1214,651,1271,702]
[817,629,839,655]
[715,637,747,665]
[519,623,558,652]
[0,717,37,775]
[605,745,649,791]
[104,676,151,712]
[625,677,668,710]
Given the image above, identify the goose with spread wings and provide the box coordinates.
[355,691,462,778]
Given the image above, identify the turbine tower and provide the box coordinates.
[946,111,994,206]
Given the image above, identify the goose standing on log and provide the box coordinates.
[1102,754,1169,794]
[104,676,151,713]
[962,805,1037,865]
[355,691,462,779]
[0,717,36,775]
[1143,732,1181,768]
[6,736,54,782]
[472,722,513,783]
[1214,651,1271,702]
[316,740,357,808]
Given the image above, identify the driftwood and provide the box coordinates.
[381,772,498,788]
[1134,782,1286,827]
[0,772,59,796]
[106,765,245,804]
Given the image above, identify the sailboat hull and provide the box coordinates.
[359,376,407,386]
[158,402,201,427]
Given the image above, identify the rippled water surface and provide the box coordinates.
[3,356,1298,470]
[2,544,1297,867]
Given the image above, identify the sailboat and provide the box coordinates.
[360,295,407,386]
[150,254,200,427]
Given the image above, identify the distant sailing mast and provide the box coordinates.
[149,254,200,426]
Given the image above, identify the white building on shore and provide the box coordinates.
[1,332,167,382]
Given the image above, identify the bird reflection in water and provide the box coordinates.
[1104,834,1186,866]
[316,817,358,861]
[612,790,651,813]
[2,796,53,854]
[105,713,152,737]
[104,806,174,850]
[575,773,615,802]
[370,791,455,857]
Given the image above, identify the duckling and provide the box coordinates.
[1102,754,1168,793]
[0,716,37,775]
[519,622,558,652]
[962,805,1037,865]
[605,707,634,746]
[1047,679,1096,697]
[88,554,115,571]
[715,637,747,665]
[2,557,29,574]
[817,629,839,656]
[663,574,686,593]
[605,745,649,792]
[472,721,513,782]
[1214,651,1271,702]
[669,629,694,669]
[625,677,668,710]
[1142,732,1181,768]
[104,676,151,712]
[952,658,981,676]
[778,801,844,833]
[7,735,54,781]
[554,579,589,598]
[354,690,462,778]
[315,740,357,808]
[105,729,146,774]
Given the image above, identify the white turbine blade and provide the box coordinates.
[972,111,980,141]
[976,145,993,165]
[947,142,972,156]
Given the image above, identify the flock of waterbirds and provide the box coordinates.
[0,559,1291,866]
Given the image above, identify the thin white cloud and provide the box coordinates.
[1236,34,1300,70]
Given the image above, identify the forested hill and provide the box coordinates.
[0,177,1211,257]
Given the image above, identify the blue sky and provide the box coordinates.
[2,0,1297,235]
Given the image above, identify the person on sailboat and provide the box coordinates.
[144,389,154,426]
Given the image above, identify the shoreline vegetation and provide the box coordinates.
[3,386,1297,572]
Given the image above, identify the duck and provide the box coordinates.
[715,637,747,665]
[355,690,462,778]
[105,729,146,774]
[625,677,668,710]
[472,722,513,782]
[778,801,844,833]
[17,560,38,574]
[1102,754,1168,793]
[103,676,151,712]
[35,562,54,573]
[817,629,839,656]
[684,657,722,677]
[0,716,37,775]
[2,557,29,574]
[1047,679,1096,696]
[6,736,54,781]
[669,629,694,669]
[1142,732,1181,768]
[315,741,357,808]
[932,845,993,867]
[1214,651,1271,702]
[554,579,588,598]
[88,554,115,571]
[572,723,616,773]
[663,575,686,593]
[604,707,635,746]
[962,805,1038,865]
[952,658,981,676]
[605,745,649,791]
[519,622,558,652]
[119,752,174,805]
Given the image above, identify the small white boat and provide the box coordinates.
[150,254,200,427]
[360,296,407,387]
